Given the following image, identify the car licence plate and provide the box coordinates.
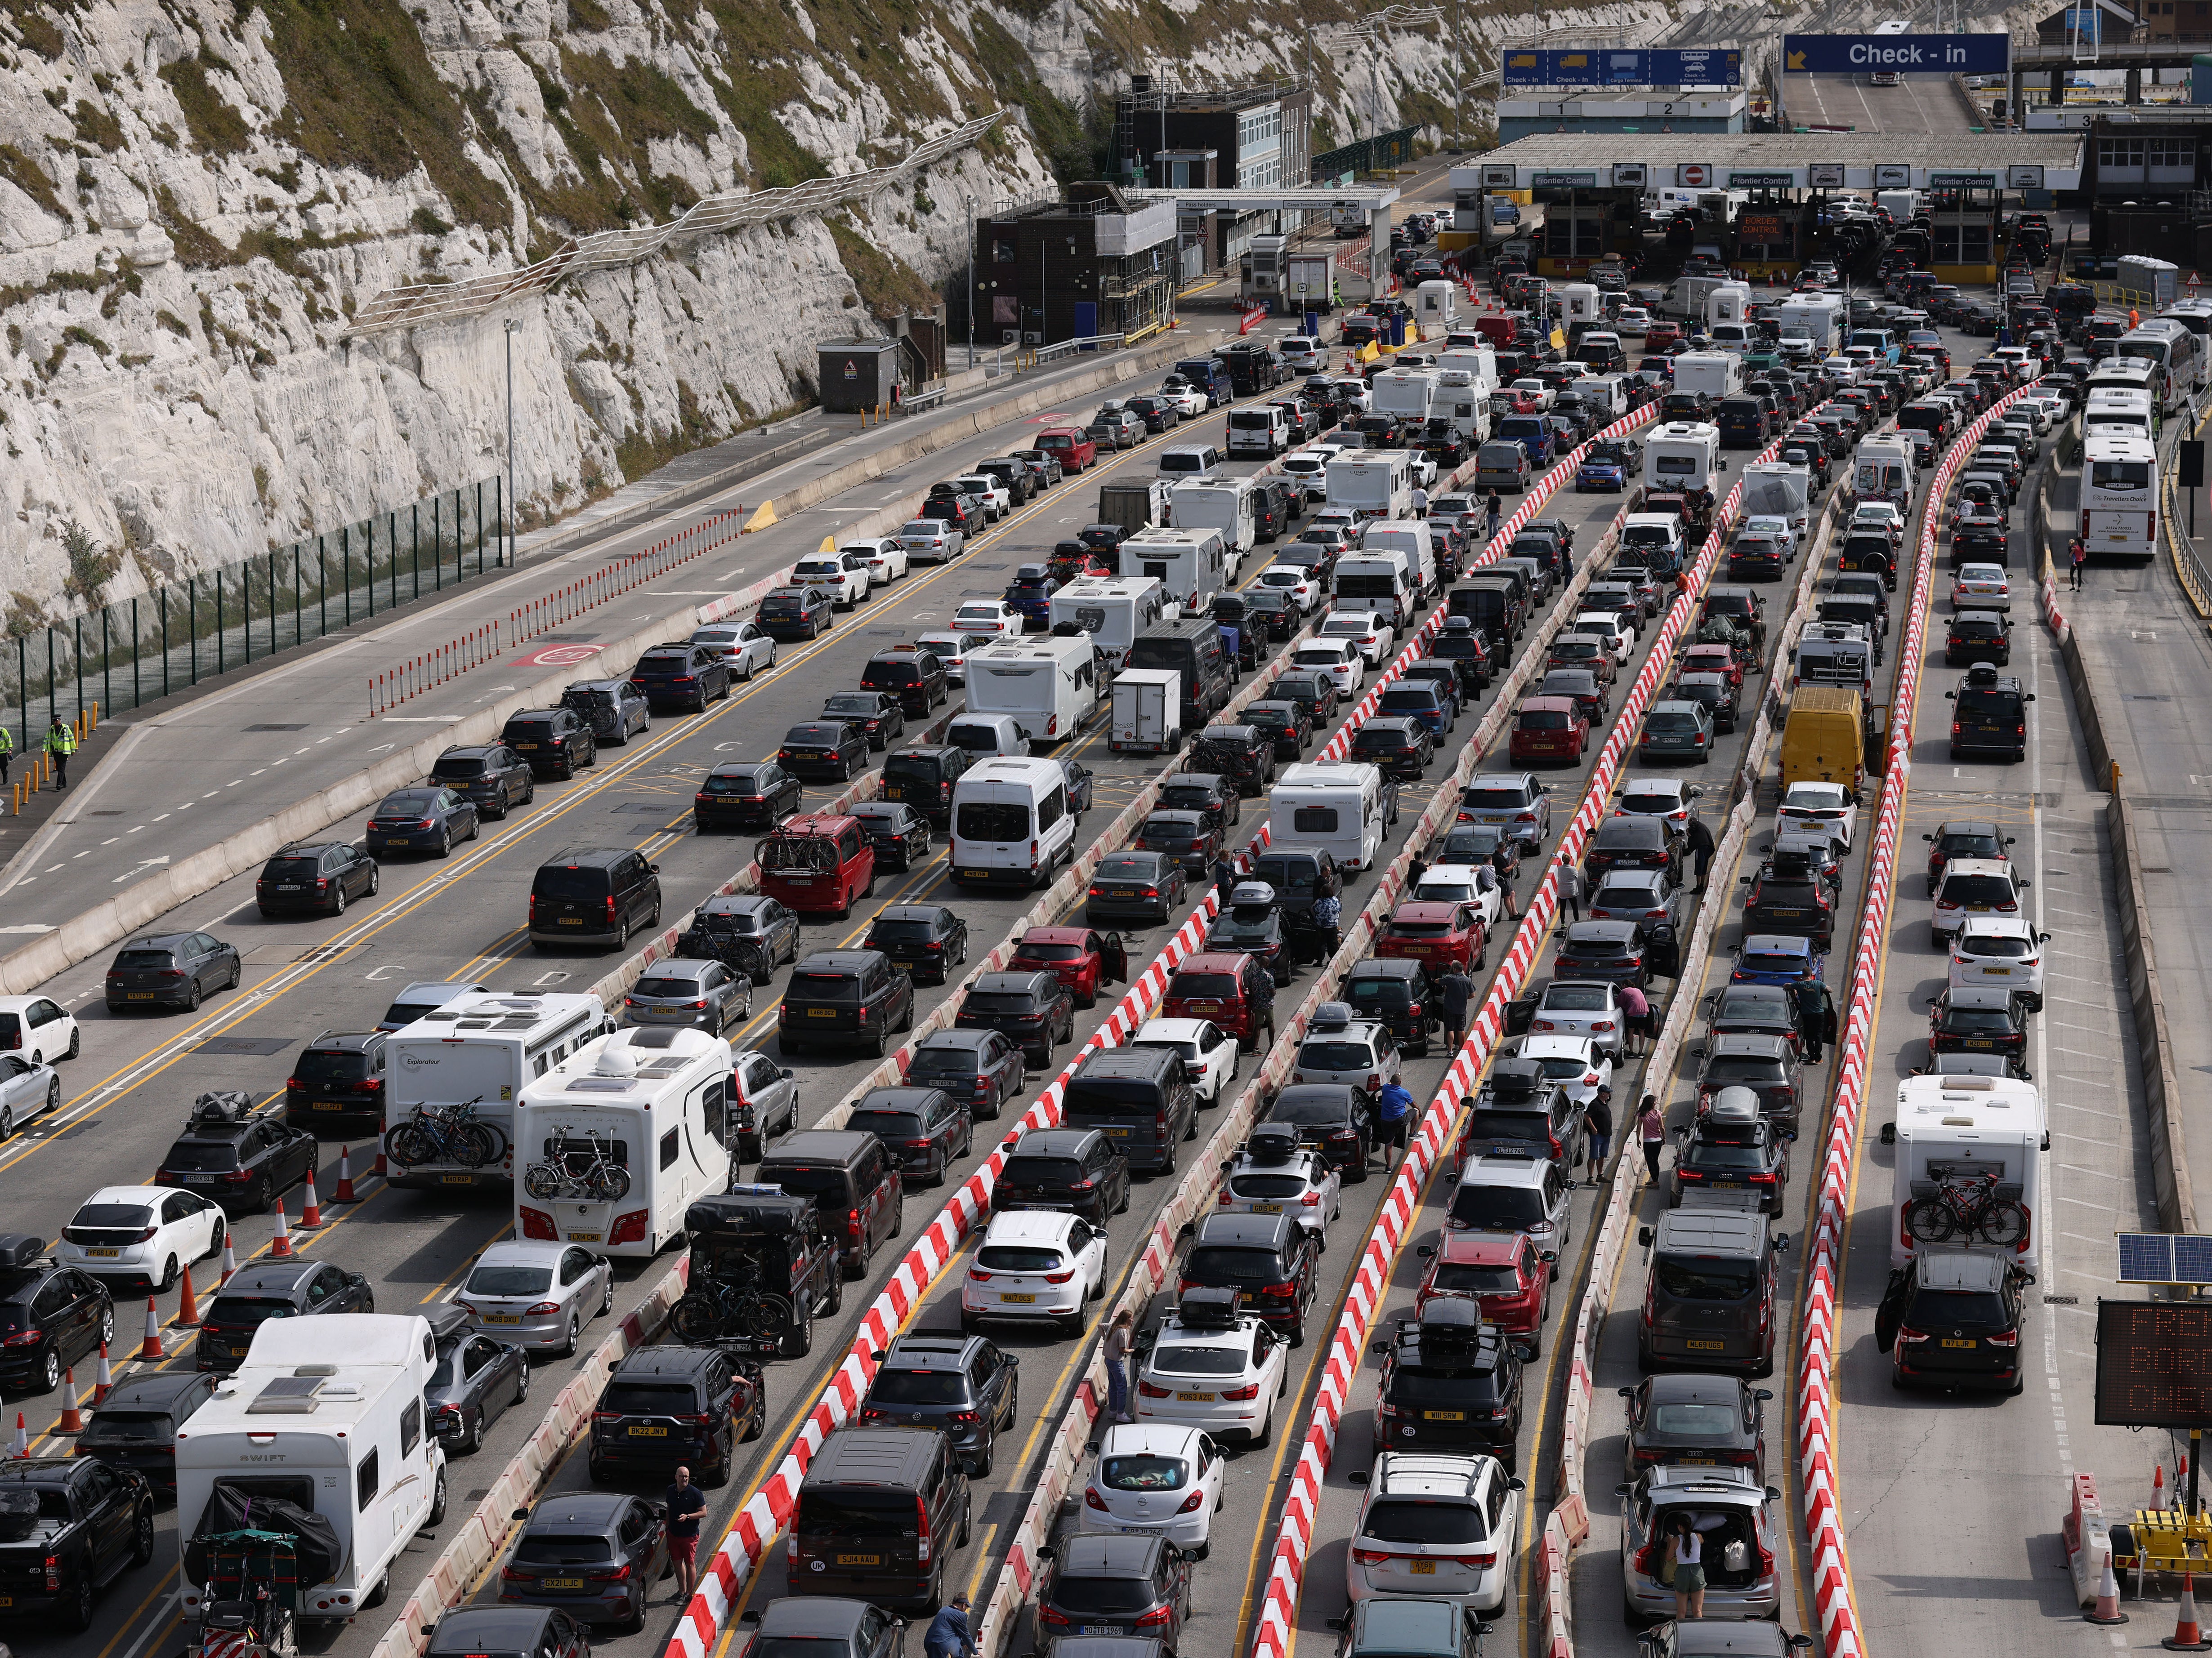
[629,1425,668,1436]
[1984,967,2011,976]
[1250,1203,1283,1213]
[275,883,302,891]
[1187,1002,1221,1013]
[1001,1293,1036,1304]
[313,1101,347,1112]
[1941,1337,1977,1349]
[836,1555,880,1568]
[86,1248,119,1257]
[482,1314,521,1324]
[1770,909,1803,919]
[961,870,990,881]
[569,1232,603,1243]
[1409,1561,1437,1575]
[1078,1629,1128,1639]
[182,1174,214,1184]
[1422,1410,1466,1422]
[127,991,156,1000]
[808,1007,838,1017]
[232,1345,250,1356]
[1686,1339,1725,1350]
[1964,1038,1994,1049]
[1678,1457,1717,1466]
[558,917,583,926]
[513,742,537,750]
[443,1173,474,1185]
[1175,1391,1215,1402]
[542,1579,585,1590]
[1105,1126,1130,1137]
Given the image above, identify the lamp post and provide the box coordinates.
[503,318,520,566]
[966,194,976,369]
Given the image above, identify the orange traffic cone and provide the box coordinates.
[2158,1465,2169,1509]
[57,1368,84,1435]
[139,1297,164,1360]
[2087,1555,2128,1624]
[219,1237,237,1287]
[334,1146,358,1203]
[173,1262,201,1328]
[2166,1572,2211,1650]
[8,1413,23,1457]
[374,1145,389,1179]
[92,1341,112,1405]
[270,1200,294,1257]
[299,1171,323,1229]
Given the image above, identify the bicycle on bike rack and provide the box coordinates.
[522,1128,634,1202]
[670,1261,794,1347]
[387,1096,500,1169]
[1906,1170,2028,1246]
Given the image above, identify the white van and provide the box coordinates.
[1643,421,1723,494]
[1170,478,1261,568]
[1888,1074,2047,1274]
[177,1315,445,1626]
[963,634,1102,744]
[1119,528,1228,617]
[1157,442,1223,482]
[950,756,1081,888]
[384,992,612,1190]
[1332,555,1416,631]
[1569,374,1630,421]
[1049,575,1166,672]
[1226,404,1291,458]
[1361,518,1438,597]
[1326,451,1413,521]
[514,1025,734,1256]
[1269,762,1392,872]
[1853,437,1915,508]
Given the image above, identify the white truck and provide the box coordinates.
[1643,421,1724,494]
[1326,450,1413,521]
[1739,460,1811,536]
[1167,480,1260,571]
[178,1315,445,1627]
[1287,250,1338,311]
[1888,1074,2047,1275]
[961,633,1102,744]
[1671,352,1742,404]
[1111,669,1182,754]
[384,992,612,1190]
[1049,575,1166,673]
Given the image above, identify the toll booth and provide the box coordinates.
[1731,194,1805,282]
[1926,179,2003,285]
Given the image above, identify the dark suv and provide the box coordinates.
[858,1333,1021,1475]
[694,762,804,832]
[196,1259,373,1373]
[587,1345,764,1486]
[429,744,536,819]
[72,1369,216,1490]
[1369,1299,1526,1467]
[993,1127,1131,1224]
[1947,662,2033,762]
[1179,1212,1319,1344]
[1189,725,1278,797]
[104,932,241,1014]
[861,647,950,717]
[0,1237,112,1395]
[155,1093,317,1215]
[1877,1248,2032,1394]
[630,642,733,711]
[561,678,650,744]
[528,847,662,949]
[778,950,915,1057]
[283,1030,388,1134]
[881,746,977,828]
[845,1086,971,1187]
[255,841,380,918]
[500,707,601,778]
[956,971,1075,1066]
[862,904,970,985]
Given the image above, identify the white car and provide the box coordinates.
[1134,1299,1290,1447]
[952,599,1021,637]
[1160,382,1207,418]
[1311,505,1364,539]
[59,1185,226,1291]
[1930,857,2030,946]
[792,554,869,608]
[1279,336,1325,370]
[1512,1034,1613,1110]
[1741,513,1798,557]
[0,995,80,1065]
[1950,563,2011,612]
[1256,566,1323,613]
[915,631,976,684]
[1345,1451,1522,1614]
[1131,1017,1240,1105]
[1079,1423,1227,1553]
[1406,451,1439,489]
[1278,453,1331,504]
[953,474,1013,520]
[961,1209,1108,1335]
[1571,612,1633,667]
[896,519,963,562]
[1291,1005,1403,1091]
[1509,379,1555,411]
[1291,638,1365,695]
[846,537,909,584]
[1777,780,1856,850]
[1321,610,1396,667]
[1613,306,1651,336]
[1616,776,1701,828]
[689,620,777,679]
[1526,980,1624,1061]
[1409,865,1504,933]
[1218,1131,1341,1242]
[1948,913,2048,1010]
[1851,502,1905,542]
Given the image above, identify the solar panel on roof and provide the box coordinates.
[2116,1233,2212,1284]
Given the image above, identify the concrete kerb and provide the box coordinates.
[2106,791,2200,1234]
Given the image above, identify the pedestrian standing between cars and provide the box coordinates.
[1310,888,1343,957]
[925,1596,975,1658]
[0,722,13,786]
[1618,981,1652,1057]
[2070,535,2087,592]
[1214,855,1237,897]
[1638,1093,1667,1181]
[1376,1078,1415,1172]
[1405,851,1429,894]
[1667,1515,1708,1620]
[1557,856,1584,921]
[1474,858,1518,919]
[1412,483,1430,520]
[1792,976,1838,1063]
[1104,1308,1134,1425]
[1585,1085,1615,1186]
[1439,965,1475,1050]
[665,1465,708,1600]
[44,717,74,790]
[1485,490,1503,543]
[1685,813,1715,892]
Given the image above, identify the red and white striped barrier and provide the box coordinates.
[509,511,745,649]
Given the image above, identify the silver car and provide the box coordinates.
[1615,1464,1783,1622]
[691,620,777,680]
[455,1240,613,1359]
[623,958,753,1032]
[0,1052,60,1141]
[896,519,964,563]
[1457,771,1553,855]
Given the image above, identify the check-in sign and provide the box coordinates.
[1782,31,2011,75]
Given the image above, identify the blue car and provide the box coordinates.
[1576,457,1626,492]
[1729,933,1827,988]
[1496,415,1555,466]
[365,786,480,856]
[1003,564,1059,626]
[1377,680,1453,738]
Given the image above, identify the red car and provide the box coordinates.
[1414,1231,1553,1355]
[1006,926,1130,1009]
[1679,642,1745,690]
[1508,696,1590,765]
[1034,427,1097,473]
[1644,323,1683,353]
[1158,950,1276,1051]
[1376,900,1488,972]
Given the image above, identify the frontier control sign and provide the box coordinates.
[1782,31,2011,76]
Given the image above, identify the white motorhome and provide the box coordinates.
[950,756,1081,887]
[177,1315,444,1626]
[1168,480,1260,569]
[1707,281,1753,329]
[1738,461,1811,535]
[1889,1074,2047,1274]
[1415,279,1459,335]
[1436,346,1498,385]
[1369,368,1440,428]
[384,992,612,1190]
[1119,527,1229,617]
[514,1025,734,1256]
[1853,437,1915,507]
[1049,575,1166,673]
[1432,370,1493,443]
[1773,294,1846,354]
[1269,762,1391,872]
[1643,421,1724,494]
[1569,374,1631,421]
[1671,353,1742,403]
[1361,518,1439,597]
[1326,451,1414,521]
[962,634,1102,744]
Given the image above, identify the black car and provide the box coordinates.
[1188,725,1277,797]
[0,1456,154,1630]
[1340,958,1441,1056]
[861,903,969,985]
[1245,699,1313,759]
[366,786,480,856]
[955,971,1076,1066]
[1369,1299,1526,1468]
[1951,524,2009,568]
[425,1305,528,1454]
[430,744,537,820]
[1037,1534,1193,1648]
[1350,715,1434,780]
[501,707,601,778]
[1087,851,1191,927]
[104,932,241,1014]
[498,1491,670,1631]
[778,721,870,782]
[905,1028,1026,1120]
[0,1238,112,1395]
[1667,673,1738,734]
[1181,1212,1320,1342]
[1703,983,1802,1056]
[255,840,380,918]
[1439,822,1520,882]
[1243,588,1300,643]
[849,800,933,871]
[1135,811,1220,880]
[586,1344,764,1485]
[1877,1249,2031,1393]
[72,1368,217,1491]
[846,1086,972,1186]
[1590,867,1689,946]
[631,642,735,709]
[1428,620,1495,694]
[1554,919,1649,988]
[1671,1104,1791,1215]
[757,585,837,642]
[1057,757,1096,816]
[861,646,950,716]
[858,1332,1021,1475]
[1618,1372,1770,1481]
[1126,394,1180,433]
[156,1092,318,1216]
[196,1258,373,1373]
[992,1126,1131,1225]
[778,950,916,1058]
[819,691,907,750]
[695,761,804,831]
[562,678,651,744]
[1157,773,1242,837]
[1585,815,1685,880]
[284,1030,387,1134]
[429,1609,590,1658]
[1945,609,2012,669]
[1264,1083,1373,1179]
[1273,669,1343,726]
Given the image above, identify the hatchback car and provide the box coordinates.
[1876,1247,2032,1394]
[58,1185,225,1292]
[498,1491,669,1631]
[756,586,837,641]
[366,786,479,856]
[630,642,735,708]
[1352,717,1435,780]
[1134,1291,1291,1446]
[1036,1533,1193,1646]
[961,1208,1109,1335]
[847,800,933,872]
[1179,1212,1319,1343]
[1265,1083,1375,1179]
[995,1126,1131,1224]
[1078,1422,1224,1554]
[682,892,801,981]
[430,744,536,819]
[256,840,380,918]
[1618,1372,1770,1483]
[71,1368,217,1491]
[1930,857,2029,945]
[104,932,241,1014]
[907,1028,1026,1120]
[1616,1465,1783,1624]
[689,618,778,678]
[1413,1232,1554,1356]
[846,1086,973,1188]
[856,1331,1020,1475]
[955,970,1076,1066]
[562,678,650,744]
[1090,851,1195,926]
[500,707,601,778]
[623,958,752,1033]
[196,1259,372,1373]
[694,761,804,832]
[456,1240,613,1359]
[818,691,907,749]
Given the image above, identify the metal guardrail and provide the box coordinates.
[349,113,1005,336]
[1310,125,1419,182]
[1028,332,1129,369]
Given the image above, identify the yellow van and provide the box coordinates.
[1780,687,1866,792]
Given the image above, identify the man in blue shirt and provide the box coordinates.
[1309,891,1342,957]
[925,1595,974,1658]
[1376,1078,1415,1172]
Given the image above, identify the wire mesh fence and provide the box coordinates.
[2,476,502,750]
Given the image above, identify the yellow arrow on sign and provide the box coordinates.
[1786,49,1806,69]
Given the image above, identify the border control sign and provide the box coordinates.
[1782,31,2011,76]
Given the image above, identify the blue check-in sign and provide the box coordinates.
[1782,31,2011,75]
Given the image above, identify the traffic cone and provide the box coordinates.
[2170,1573,2212,1650]
[2087,1555,2129,1624]
[2158,1465,2169,1510]
[374,1145,389,1179]
[139,1297,163,1360]
[57,1368,84,1435]
[173,1262,201,1328]
[299,1171,323,1229]
[9,1413,23,1457]
[219,1237,237,1287]
[270,1200,294,1257]
[334,1145,358,1203]
[92,1342,112,1405]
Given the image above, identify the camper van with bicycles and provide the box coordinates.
[1887,1073,2046,1275]
[513,1025,735,1257]
[383,991,611,1191]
